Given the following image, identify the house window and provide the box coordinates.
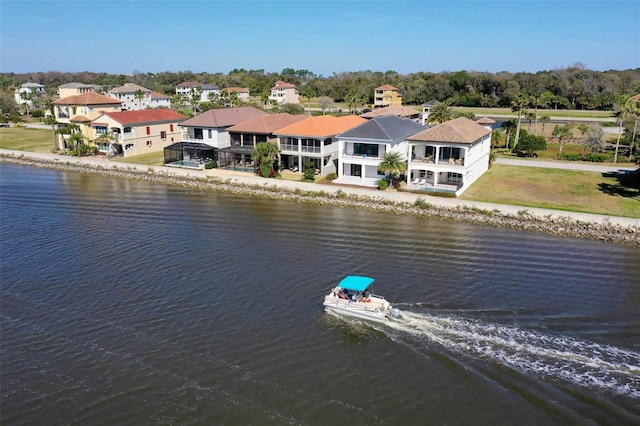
[170,124,174,131]
[146,126,150,135]
[208,129,212,138]
[95,126,107,135]
[350,164,362,177]
[353,143,379,157]
[447,172,462,184]
[194,128,204,139]
[161,131,166,140]
[146,141,152,147]
[124,127,132,133]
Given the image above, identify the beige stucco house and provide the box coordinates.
[269,81,299,104]
[374,84,402,108]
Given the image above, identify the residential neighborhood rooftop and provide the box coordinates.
[274,115,366,138]
[95,109,187,125]
[53,92,122,105]
[179,106,267,128]
[226,113,308,134]
[408,117,491,144]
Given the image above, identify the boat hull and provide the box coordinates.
[323,297,390,324]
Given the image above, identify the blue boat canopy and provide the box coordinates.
[338,275,375,292]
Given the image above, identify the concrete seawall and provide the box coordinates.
[1,149,638,245]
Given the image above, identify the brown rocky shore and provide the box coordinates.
[1,151,638,246]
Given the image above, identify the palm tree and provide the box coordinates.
[500,119,517,149]
[251,142,280,177]
[552,124,573,159]
[94,128,118,154]
[134,89,145,110]
[20,90,31,119]
[511,94,529,152]
[539,115,551,136]
[377,151,407,188]
[428,101,452,124]
[43,115,58,151]
[613,95,638,163]
[525,112,536,132]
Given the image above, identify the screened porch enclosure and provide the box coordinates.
[164,142,216,169]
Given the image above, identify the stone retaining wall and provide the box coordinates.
[2,154,638,246]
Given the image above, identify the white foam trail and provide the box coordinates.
[387,311,640,399]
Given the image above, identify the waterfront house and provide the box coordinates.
[57,82,102,99]
[406,117,491,195]
[52,92,123,150]
[373,84,402,108]
[269,81,300,104]
[180,106,267,148]
[176,81,220,103]
[222,113,307,169]
[335,115,426,187]
[91,109,187,157]
[273,115,366,175]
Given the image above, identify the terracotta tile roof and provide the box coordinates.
[475,117,496,125]
[109,83,151,94]
[53,92,122,106]
[179,106,267,128]
[274,115,366,137]
[271,80,298,89]
[94,109,187,126]
[375,84,398,91]
[226,113,307,134]
[176,81,200,88]
[360,105,419,118]
[408,117,491,144]
[70,115,91,123]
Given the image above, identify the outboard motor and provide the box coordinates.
[390,308,401,319]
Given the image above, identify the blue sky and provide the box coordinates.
[1,1,638,76]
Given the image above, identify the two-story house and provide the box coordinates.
[180,106,267,149]
[220,113,308,169]
[57,82,102,99]
[14,83,45,107]
[52,92,122,149]
[224,87,251,103]
[406,117,492,195]
[373,84,402,108]
[269,81,299,104]
[273,115,366,174]
[421,100,441,125]
[176,82,220,103]
[108,83,170,110]
[335,115,426,187]
[91,109,187,157]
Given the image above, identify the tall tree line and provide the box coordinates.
[1,64,639,111]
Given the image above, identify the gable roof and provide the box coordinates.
[179,106,267,128]
[422,99,441,107]
[225,87,250,93]
[53,92,122,106]
[408,117,491,144]
[93,109,187,126]
[109,83,151,94]
[475,117,496,125]
[360,105,420,119]
[337,115,427,142]
[150,91,170,100]
[59,82,99,89]
[226,113,307,134]
[274,115,366,138]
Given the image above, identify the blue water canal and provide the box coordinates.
[1,164,639,424]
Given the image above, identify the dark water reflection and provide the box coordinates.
[1,164,639,425]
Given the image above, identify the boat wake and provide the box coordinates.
[384,310,640,399]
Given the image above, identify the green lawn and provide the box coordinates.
[112,151,165,166]
[0,127,55,152]
[461,164,640,218]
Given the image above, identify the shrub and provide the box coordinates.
[302,162,316,181]
[377,179,389,190]
[204,160,216,169]
[583,153,609,163]
[560,152,581,161]
[325,172,337,181]
[413,198,431,209]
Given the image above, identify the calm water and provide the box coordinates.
[1,164,639,425]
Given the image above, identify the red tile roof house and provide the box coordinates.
[91,109,187,157]
[272,115,366,175]
[406,117,492,195]
[269,80,300,104]
[223,113,308,170]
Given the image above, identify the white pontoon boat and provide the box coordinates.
[323,276,401,324]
